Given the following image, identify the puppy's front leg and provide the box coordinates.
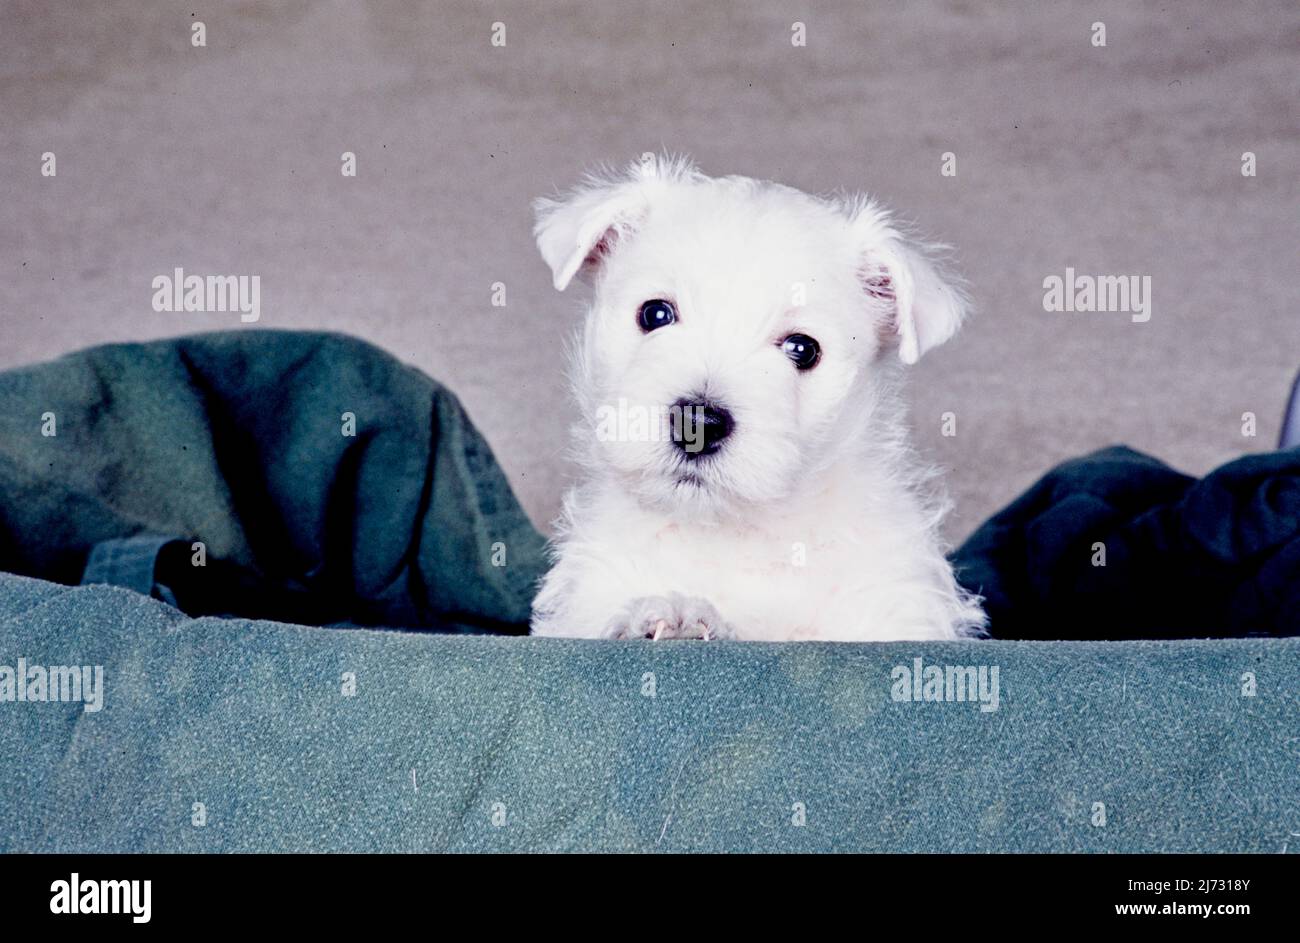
[605,593,735,641]
[531,543,735,639]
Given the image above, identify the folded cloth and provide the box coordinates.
[952,446,1300,639]
[0,331,547,633]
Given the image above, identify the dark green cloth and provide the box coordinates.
[0,330,547,633]
[952,446,1300,639]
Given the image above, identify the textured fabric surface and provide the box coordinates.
[0,330,547,632]
[0,570,1296,852]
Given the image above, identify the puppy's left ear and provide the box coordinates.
[850,202,969,365]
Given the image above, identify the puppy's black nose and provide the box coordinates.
[672,398,734,457]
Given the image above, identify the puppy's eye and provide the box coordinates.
[637,299,676,332]
[780,334,821,370]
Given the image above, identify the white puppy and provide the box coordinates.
[529,156,984,641]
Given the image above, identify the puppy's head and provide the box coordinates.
[534,155,968,517]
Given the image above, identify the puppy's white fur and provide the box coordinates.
[530,156,985,641]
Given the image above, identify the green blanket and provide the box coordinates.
[2,570,1296,852]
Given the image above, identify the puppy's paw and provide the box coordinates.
[605,593,734,641]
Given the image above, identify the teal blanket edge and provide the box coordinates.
[2,571,1296,853]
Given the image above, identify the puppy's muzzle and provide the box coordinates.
[672,397,733,458]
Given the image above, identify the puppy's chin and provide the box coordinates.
[601,438,804,522]
[637,477,730,521]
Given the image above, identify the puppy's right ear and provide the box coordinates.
[533,177,649,291]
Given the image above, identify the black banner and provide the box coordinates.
[0,853,1290,929]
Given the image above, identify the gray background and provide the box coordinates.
[2,1,1297,541]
